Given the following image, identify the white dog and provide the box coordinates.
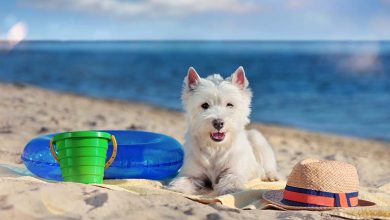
[168,66,280,195]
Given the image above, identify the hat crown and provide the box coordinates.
[287,159,359,193]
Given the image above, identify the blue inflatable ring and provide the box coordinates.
[21,130,184,181]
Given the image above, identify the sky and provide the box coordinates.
[1,0,390,41]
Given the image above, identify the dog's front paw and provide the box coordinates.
[262,171,281,182]
[214,174,245,195]
[167,176,198,195]
[216,187,243,195]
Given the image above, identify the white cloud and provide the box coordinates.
[7,22,28,43]
[26,0,260,17]
[0,21,28,49]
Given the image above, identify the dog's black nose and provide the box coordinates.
[212,119,224,130]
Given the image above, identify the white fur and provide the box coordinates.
[168,66,280,195]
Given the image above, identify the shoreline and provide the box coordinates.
[6,81,390,144]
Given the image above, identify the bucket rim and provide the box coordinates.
[53,131,112,142]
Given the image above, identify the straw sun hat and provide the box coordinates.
[263,159,375,210]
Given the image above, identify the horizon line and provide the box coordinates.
[2,39,390,43]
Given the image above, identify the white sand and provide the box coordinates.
[0,82,389,219]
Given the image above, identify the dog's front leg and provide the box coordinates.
[214,173,245,195]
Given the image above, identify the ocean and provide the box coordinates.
[0,41,389,141]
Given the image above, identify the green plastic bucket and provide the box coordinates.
[49,131,117,184]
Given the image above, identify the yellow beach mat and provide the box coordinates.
[103,178,390,220]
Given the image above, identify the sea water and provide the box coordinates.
[0,41,389,141]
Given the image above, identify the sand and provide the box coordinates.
[0,82,389,219]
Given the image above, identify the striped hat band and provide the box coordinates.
[281,185,358,207]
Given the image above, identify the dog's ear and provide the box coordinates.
[231,66,248,89]
[187,67,201,90]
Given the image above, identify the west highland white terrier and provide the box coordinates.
[168,66,280,195]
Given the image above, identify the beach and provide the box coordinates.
[0,82,389,219]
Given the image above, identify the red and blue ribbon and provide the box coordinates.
[281,185,358,207]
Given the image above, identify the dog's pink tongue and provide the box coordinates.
[211,132,225,141]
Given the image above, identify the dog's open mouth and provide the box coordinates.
[210,132,225,142]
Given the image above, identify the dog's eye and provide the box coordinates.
[201,103,209,110]
[227,103,234,108]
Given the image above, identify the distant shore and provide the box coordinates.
[0,82,389,219]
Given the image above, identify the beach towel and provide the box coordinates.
[103,178,390,220]
[1,164,390,220]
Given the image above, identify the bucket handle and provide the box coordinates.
[105,135,118,169]
[49,135,118,169]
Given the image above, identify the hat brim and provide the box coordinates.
[263,190,376,211]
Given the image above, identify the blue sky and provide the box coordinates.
[1,0,390,40]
